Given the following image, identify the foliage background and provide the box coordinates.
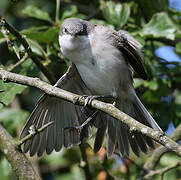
[0,0,181,179]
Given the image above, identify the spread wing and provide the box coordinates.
[19,63,93,156]
[112,30,147,80]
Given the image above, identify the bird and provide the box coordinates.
[20,17,162,157]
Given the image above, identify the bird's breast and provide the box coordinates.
[75,54,127,97]
[59,33,132,97]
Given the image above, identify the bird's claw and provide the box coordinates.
[84,95,100,107]
[82,95,115,108]
[64,126,82,134]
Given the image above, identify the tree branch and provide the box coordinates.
[143,161,181,180]
[0,123,41,180]
[55,0,60,24]
[143,123,181,171]
[79,143,93,180]
[0,17,56,84]
[136,122,181,179]
[18,121,54,146]
[0,25,21,59]
[0,69,181,157]
[7,53,28,72]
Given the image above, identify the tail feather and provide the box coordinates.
[117,123,129,156]
[134,95,162,132]
[107,117,117,157]
[94,113,107,153]
[128,133,140,156]
[93,94,162,157]
[134,133,147,153]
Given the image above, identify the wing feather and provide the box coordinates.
[112,30,147,80]
[20,63,92,156]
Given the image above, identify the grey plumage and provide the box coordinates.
[20,64,92,156]
[20,18,162,157]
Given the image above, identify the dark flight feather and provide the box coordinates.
[112,30,148,80]
[20,63,92,156]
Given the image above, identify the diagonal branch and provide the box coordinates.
[144,123,181,170]
[0,123,41,180]
[8,53,28,72]
[79,143,93,180]
[0,25,21,59]
[143,161,181,179]
[0,17,56,84]
[18,121,54,146]
[0,69,181,156]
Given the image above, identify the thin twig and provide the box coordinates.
[18,121,54,146]
[8,53,28,72]
[0,26,20,59]
[56,0,60,24]
[79,143,92,180]
[136,123,181,179]
[143,123,181,170]
[0,69,181,157]
[143,161,181,179]
[0,17,56,84]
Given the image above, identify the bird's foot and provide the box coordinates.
[64,110,99,133]
[82,95,115,107]
[64,125,82,134]
[64,95,115,134]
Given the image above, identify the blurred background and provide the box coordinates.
[0,0,181,179]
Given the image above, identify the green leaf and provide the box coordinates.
[22,26,59,43]
[134,78,144,88]
[175,42,181,56]
[0,158,12,180]
[142,12,176,40]
[22,5,53,23]
[144,80,158,91]
[61,5,78,20]
[0,108,29,131]
[100,1,131,28]
[27,39,43,56]
[134,79,158,90]
[21,26,49,34]
[0,31,3,38]
[0,81,26,109]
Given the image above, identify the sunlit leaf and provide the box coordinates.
[0,108,29,131]
[134,78,144,88]
[144,80,158,90]
[0,81,26,109]
[142,12,176,40]
[27,39,43,56]
[100,1,131,28]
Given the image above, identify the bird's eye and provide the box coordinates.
[64,28,68,33]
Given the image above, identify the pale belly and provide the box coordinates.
[75,60,124,97]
